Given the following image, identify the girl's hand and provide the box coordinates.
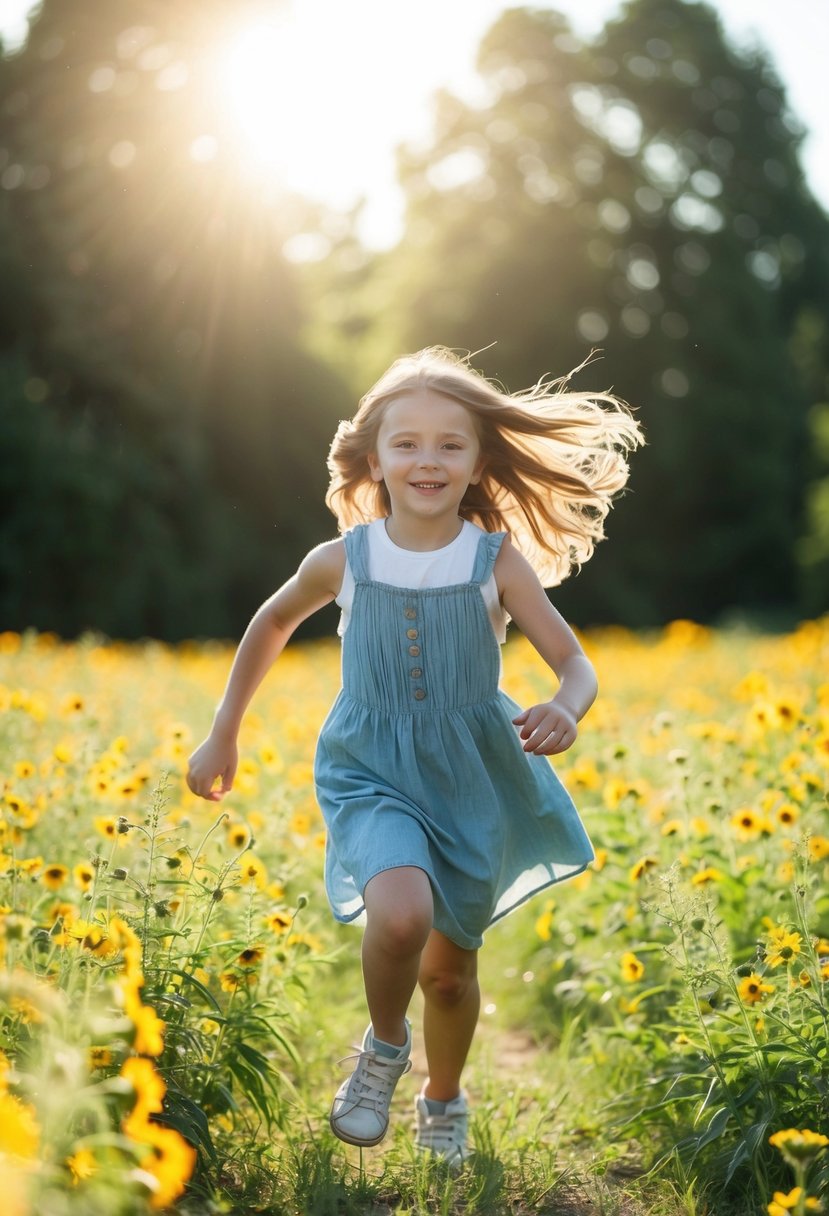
[513,701,578,755]
[186,734,238,801]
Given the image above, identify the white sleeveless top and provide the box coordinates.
[337,519,507,643]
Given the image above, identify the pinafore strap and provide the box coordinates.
[343,525,371,583]
[471,531,507,585]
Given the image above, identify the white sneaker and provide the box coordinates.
[329,1023,412,1147]
[414,1090,469,1167]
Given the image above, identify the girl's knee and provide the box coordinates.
[419,963,478,1007]
[368,904,432,956]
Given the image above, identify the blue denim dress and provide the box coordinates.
[313,524,594,950]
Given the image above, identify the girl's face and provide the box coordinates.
[367,389,484,523]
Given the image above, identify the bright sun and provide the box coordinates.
[218,13,390,210]
[215,5,437,248]
[220,18,315,177]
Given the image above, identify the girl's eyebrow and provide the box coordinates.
[384,429,472,441]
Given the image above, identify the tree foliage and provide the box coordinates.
[0,0,347,639]
[336,0,829,624]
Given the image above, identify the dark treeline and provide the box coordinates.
[1,0,828,640]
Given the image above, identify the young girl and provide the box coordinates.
[187,347,641,1165]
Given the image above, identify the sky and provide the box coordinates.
[1,0,828,248]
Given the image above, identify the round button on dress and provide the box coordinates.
[314,523,595,950]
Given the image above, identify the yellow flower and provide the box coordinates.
[41,863,69,891]
[290,810,312,836]
[766,926,803,967]
[567,758,602,791]
[136,1123,197,1210]
[220,971,242,992]
[603,778,642,810]
[9,996,43,1025]
[534,899,555,942]
[769,1128,829,1161]
[808,836,829,861]
[73,862,95,891]
[259,742,284,771]
[776,803,799,827]
[265,910,292,935]
[0,1090,40,1158]
[767,1187,822,1215]
[132,1003,165,1057]
[660,819,684,837]
[691,867,722,885]
[738,974,774,1004]
[620,952,645,982]
[238,855,267,889]
[749,702,776,732]
[13,761,35,780]
[47,901,77,927]
[629,856,658,882]
[226,823,251,850]
[730,807,772,840]
[774,698,800,730]
[236,946,265,969]
[60,693,85,714]
[16,856,43,875]
[93,817,117,839]
[66,1147,97,1184]
[88,1046,114,1069]
[286,931,322,953]
[67,920,118,958]
[121,1056,165,1133]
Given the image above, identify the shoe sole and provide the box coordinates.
[329,1114,387,1148]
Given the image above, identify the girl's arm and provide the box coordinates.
[186,539,345,801]
[495,539,598,756]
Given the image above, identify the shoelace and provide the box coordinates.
[338,1048,412,1110]
[417,1108,467,1154]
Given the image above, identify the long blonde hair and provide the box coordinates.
[326,347,643,587]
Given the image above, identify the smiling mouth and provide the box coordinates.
[411,481,445,489]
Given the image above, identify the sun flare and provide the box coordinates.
[215,6,424,246]
[220,18,318,174]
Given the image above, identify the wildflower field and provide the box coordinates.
[1,619,828,1216]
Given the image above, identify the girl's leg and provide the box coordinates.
[362,866,433,1046]
[418,929,480,1100]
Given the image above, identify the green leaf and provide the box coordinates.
[152,991,192,1010]
[159,968,223,1014]
[157,1093,218,1165]
[692,1106,731,1157]
[725,1120,769,1185]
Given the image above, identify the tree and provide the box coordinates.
[356,0,829,624]
[0,0,348,638]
